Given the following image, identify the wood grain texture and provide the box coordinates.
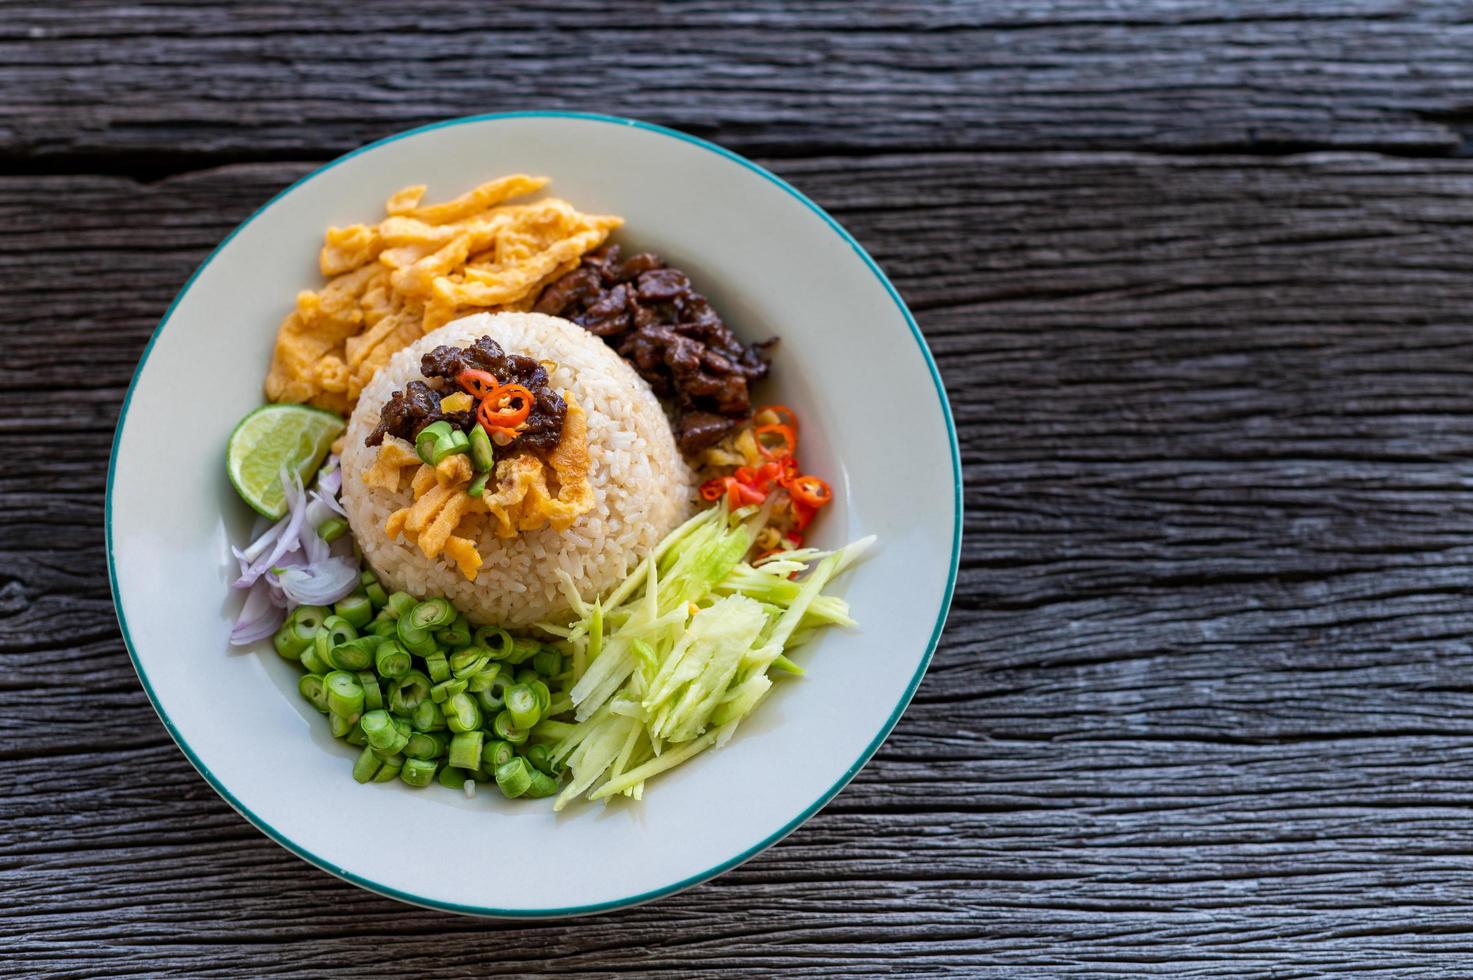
[3,0,1473,165]
[7,151,1473,975]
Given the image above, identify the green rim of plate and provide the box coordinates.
[105,111,963,918]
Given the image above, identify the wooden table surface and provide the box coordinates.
[7,2,1473,975]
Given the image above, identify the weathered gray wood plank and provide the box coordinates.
[3,1,1473,164]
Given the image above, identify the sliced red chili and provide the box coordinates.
[726,479,765,509]
[700,477,729,502]
[478,383,533,430]
[754,423,797,461]
[456,369,499,400]
[788,474,832,509]
[757,404,799,434]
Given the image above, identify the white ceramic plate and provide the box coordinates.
[108,112,960,916]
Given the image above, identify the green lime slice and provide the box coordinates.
[227,404,346,520]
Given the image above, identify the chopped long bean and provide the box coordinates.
[423,650,450,682]
[404,732,444,761]
[385,591,417,620]
[298,674,329,714]
[481,739,516,770]
[524,768,560,798]
[410,598,456,631]
[438,613,472,648]
[444,692,481,733]
[430,677,468,703]
[410,698,447,732]
[505,684,541,731]
[361,709,409,754]
[400,757,437,788]
[448,731,484,769]
[334,593,373,629]
[375,640,412,679]
[387,670,431,715]
[357,670,383,710]
[324,671,364,720]
[493,709,528,745]
[474,625,515,660]
[352,745,381,783]
[397,615,438,657]
[494,757,534,798]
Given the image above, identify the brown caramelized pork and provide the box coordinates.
[533,245,775,453]
[365,336,566,450]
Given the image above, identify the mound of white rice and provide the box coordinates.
[341,312,694,627]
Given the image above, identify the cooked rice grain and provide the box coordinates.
[341,312,693,627]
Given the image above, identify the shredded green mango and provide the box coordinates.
[550,504,874,810]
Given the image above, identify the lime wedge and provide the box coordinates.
[227,404,346,519]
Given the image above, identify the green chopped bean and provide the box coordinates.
[299,644,332,675]
[404,731,446,761]
[359,569,379,589]
[430,428,470,465]
[475,689,504,714]
[524,768,560,798]
[387,669,431,715]
[400,757,437,788]
[493,709,528,745]
[444,692,481,733]
[375,640,412,679]
[494,757,534,798]
[525,742,562,776]
[385,591,417,620]
[466,470,491,498]
[439,763,475,791]
[272,619,313,661]
[410,698,447,732]
[373,757,402,782]
[298,674,329,714]
[361,709,409,754]
[368,613,398,638]
[286,604,330,647]
[430,677,468,703]
[317,516,349,543]
[474,625,515,659]
[507,639,541,665]
[410,597,456,631]
[468,423,494,471]
[352,745,381,783]
[330,635,379,671]
[343,722,367,746]
[505,684,541,731]
[481,738,516,770]
[467,663,501,693]
[324,671,365,719]
[334,593,373,629]
[532,719,576,743]
[314,614,358,668]
[531,649,562,678]
[415,420,454,465]
[423,650,450,682]
[396,617,438,657]
[357,670,383,711]
[329,712,355,739]
[448,730,484,769]
[449,648,490,678]
[514,667,539,687]
[437,613,472,648]
[365,582,389,608]
[528,679,551,715]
